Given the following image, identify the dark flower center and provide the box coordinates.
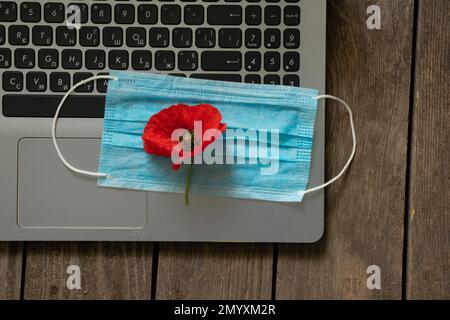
[178,130,197,153]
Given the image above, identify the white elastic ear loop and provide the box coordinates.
[302,94,357,196]
[52,75,118,178]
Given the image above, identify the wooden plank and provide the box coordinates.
[406,0,450,300]
[276,0,414,299]
[156,243,272,299]
[24,242,152,300]
[0,242,23,300]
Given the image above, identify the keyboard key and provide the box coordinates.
[67,3,88,24]
[195,28,215,48]
[190,73,241,82]
[149,27,169,47]
[8,25,29,45]
[96,73,109,93]
[219,28,241,48]
[50,72,70,92]
[131,50,151,70]
[264,29,280,48]
[178,51,198,71]
[284,5,300,26]
[184,5,203,25]
[169,73,186,77]
[103,27,123,47]
[115,4,135,24]
[14,49,35,68]
[38,49,58,69]
[201,51,241,71]
[0,25,4,44]
[264,51,280,71]
[173,28,192,48]
[155,50,175,71]
[62,49,82,69]
[245,28,261,48]
[208,5,242,25]
[26,71,47,92]
[138,4,157,24]
[85,50,105,69]
[264,5,280,26]
[56,26,77,46]
[283,52,299,71]
[44,2,64,23]
[126,27,146,47]
[108,50,129,70]
[3,71,23,91]
[161,5,181,25]
[284,29,300,49]
[264,74,280,85]
[73,72,94,92]
[20,2,41,22]
[91,3,111,24]
[32,26,52,46]
[245,5,261,25]
[80,27,100,46]
[0,48,11,68]
[283,75,299,87]
[0,1,17,22]
[2,94,106,117]
[244,51,260,71]
[285,0,299,2]
[244,74,261,84]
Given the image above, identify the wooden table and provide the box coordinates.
[0,0,448,300]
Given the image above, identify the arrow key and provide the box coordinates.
[245,51,261,71]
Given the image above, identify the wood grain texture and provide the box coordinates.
[24,242,152,300]
[156,243,272,299]
[276,0,414,299]
[0,242,23,300]
[406,0,450,300]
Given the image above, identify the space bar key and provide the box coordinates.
[2,94,106,118]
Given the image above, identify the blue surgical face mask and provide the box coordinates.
[52,71,356,202]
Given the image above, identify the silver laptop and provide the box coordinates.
[0,0,326,242]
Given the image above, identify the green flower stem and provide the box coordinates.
[184,161,194,207]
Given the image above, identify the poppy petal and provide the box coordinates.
[142,103,226,170]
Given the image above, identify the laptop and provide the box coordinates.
[0,0,326,242]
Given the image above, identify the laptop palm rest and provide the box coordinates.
[17,138,147,229]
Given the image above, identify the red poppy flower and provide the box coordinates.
[142,103,226,170]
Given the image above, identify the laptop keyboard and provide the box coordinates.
[0,0,301,117]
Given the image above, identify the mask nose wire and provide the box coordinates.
[301,94,357,196]
[51,75,119,178]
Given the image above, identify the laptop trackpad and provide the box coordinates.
[17,138,147,229]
